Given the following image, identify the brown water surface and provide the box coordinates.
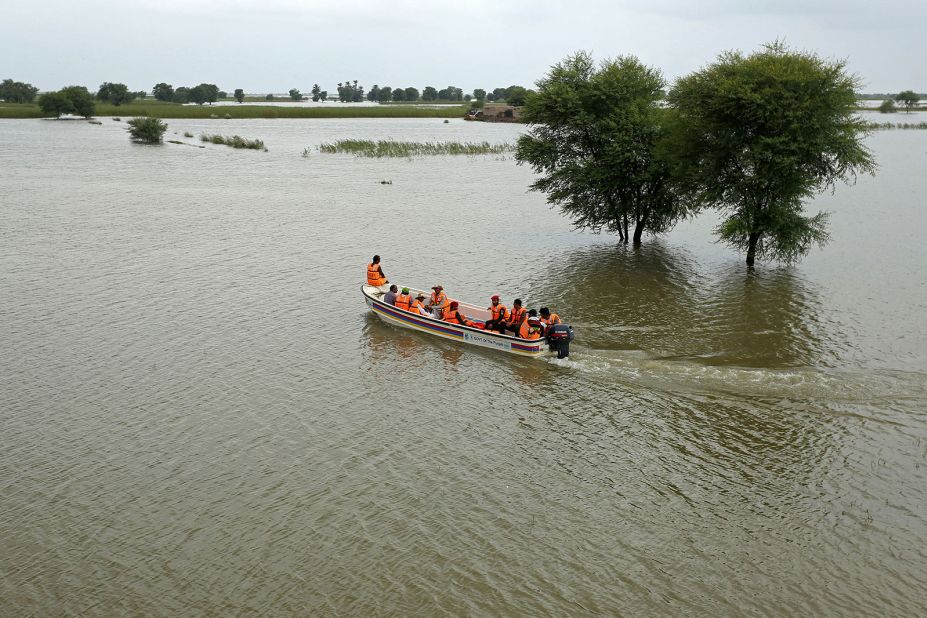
[1,118,925,615]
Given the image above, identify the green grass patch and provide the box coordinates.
[317,139,514,157]
[200,133,266,150]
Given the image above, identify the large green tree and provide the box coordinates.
[37,91,74,117]
[516,52,691,244]
[152,82,174,101]
[0,79,39,103]
[312,83,323,102]
[97,82,135,106]
[894,90,920,113]
[234,88,245,103]
[60,86,95,117]
[668,42,876,265]
[289,88,302,101]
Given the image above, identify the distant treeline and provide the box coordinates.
[1,78,532,108]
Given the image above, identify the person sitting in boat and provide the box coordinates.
[427,285,450,318]
[442,301,477,327]
[394,287,413,311]
[504,299,527,334]
[484,295,509,333]
[410,293,429,316]
[539,307,561,335]
[518,315,543,340]
[366,255,388,290]
[384,284,399,305]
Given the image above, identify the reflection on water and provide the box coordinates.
[534,241,835,368]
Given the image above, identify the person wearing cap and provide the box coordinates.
[518,313,543,340]
[484,295,509,333]
[427,285,449,318]
[394,287,413,311]
[384,284,399,305]
[504,298,527,334]
[539,307,561,335]
[366,254,388,289]
[442,301,476,327]
[410,293,429,316]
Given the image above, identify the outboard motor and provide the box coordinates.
[546,324,575,359]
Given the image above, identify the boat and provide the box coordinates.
[362,284,573,358]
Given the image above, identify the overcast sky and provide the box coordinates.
[2,0,924,94]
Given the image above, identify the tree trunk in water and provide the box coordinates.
[623,214,629,244]
[632,216,646,245]
[617,224,625,243]
[746,232,760,266]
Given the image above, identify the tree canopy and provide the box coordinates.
[234,88,245,103]
[289,88,302,101]
[37,91,74,117]
[895,90,920,113]
[1,79,39,103]
[97,82,135,106]
[667,41,875,265]
[152,83,174,101]
[516,52,691,244]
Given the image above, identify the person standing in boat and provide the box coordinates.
[366,255,389,291]
[484,295,509,333]
[504,299,527,334]
[384,284,399,305]
[427,285,449,319]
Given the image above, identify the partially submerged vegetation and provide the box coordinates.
[127,117,167,143]
[867,121,927,130]
[200,133,265,150]
[318,139,514,157]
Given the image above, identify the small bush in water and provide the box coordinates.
[200,133,265,150]
[127,117,168,143]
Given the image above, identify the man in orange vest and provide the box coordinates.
[442,301,477,327]
[427,285,450,318]
[394,287,413,311]
[484,295,509,333]
[410,293,429,316]
[504,298,526,334]
[366,255,388,289]
[539,307,561,335]
[518,315,543,340]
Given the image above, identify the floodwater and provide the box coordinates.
[1,118,925,616]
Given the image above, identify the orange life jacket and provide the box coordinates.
[541,313,561,327]
[367,263,385,286]
[489,303,509,321]
[431,291,449,310]
[519,320,541,340]
[442,306,463,324]
[508,305,526,326]
[394,293,412,311]
[410,299,426,314]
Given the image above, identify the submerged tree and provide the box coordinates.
[289,88,302,101]
[895,90,920,113]
[60,86,95,118]
[668,41,876,265]
[234,88,245,103]
[127,117,167,143]
[37,91,74,118]
[516,52,692,244]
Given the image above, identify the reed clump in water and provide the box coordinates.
[317,139,514,158]
[200,133,266,150]
[866,121,927,130]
